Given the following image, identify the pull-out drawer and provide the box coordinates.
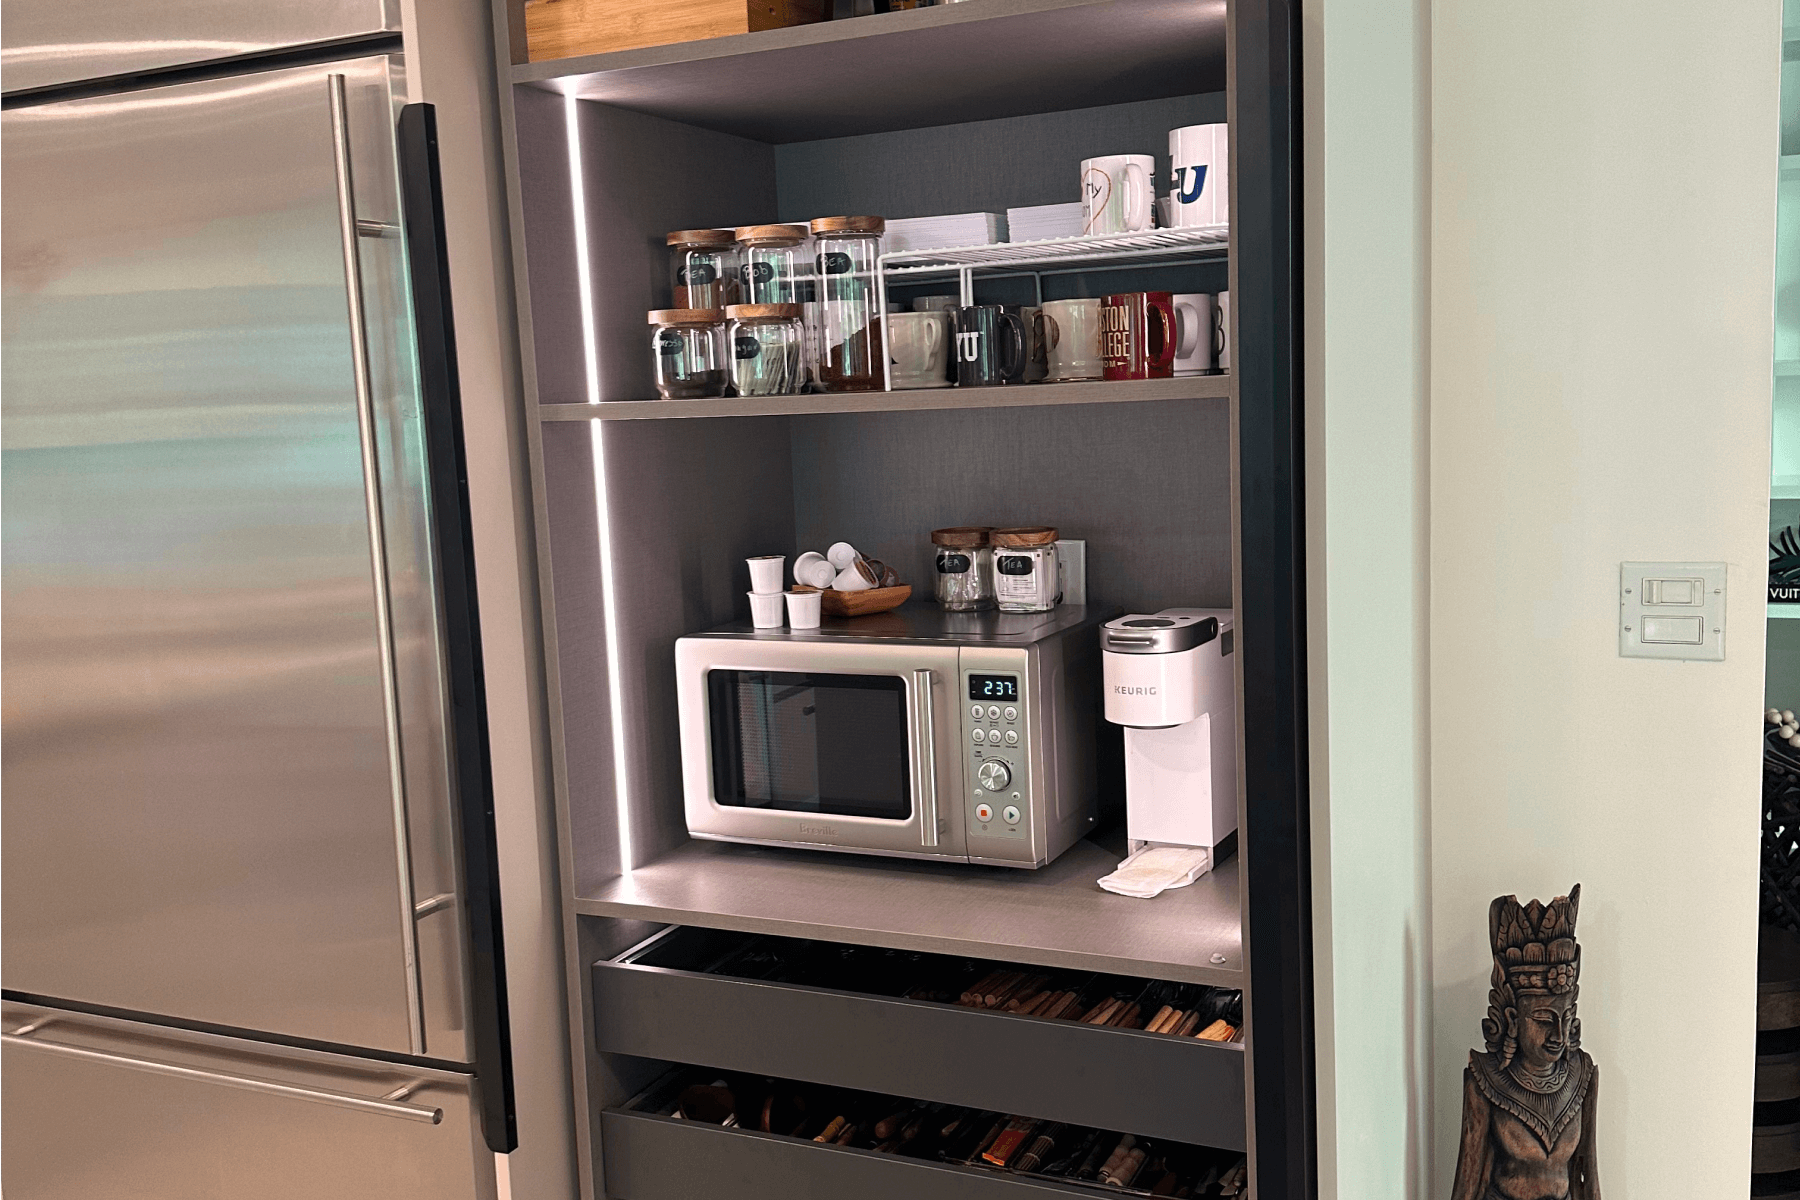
[592,926,1244,1149]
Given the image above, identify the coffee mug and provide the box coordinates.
[912,295,959,313]
[1040,299,1102,382]
[1081,155,1154,236]
[1211,290,1232,371]
[1008,305,1049,383]
[1172,293,1215,376]
[1169,123,1228,228]
[953,305,1027,387]
[887,311,952,390]
[1099,292,1176,381]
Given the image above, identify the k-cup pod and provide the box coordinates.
[784,589,823,629]
[748,591,785,628]
[794,551,834,588]
[833,563,875,592]
[747,555,785,594]
[827,541,860,570]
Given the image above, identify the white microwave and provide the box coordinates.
[674,606,1106,868]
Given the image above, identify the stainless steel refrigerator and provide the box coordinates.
[2,6,516,1197]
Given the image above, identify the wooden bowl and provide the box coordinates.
[794,584,912,617]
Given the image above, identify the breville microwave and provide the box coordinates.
[675,605,1105,868]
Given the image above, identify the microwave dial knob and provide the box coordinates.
[977,760,1012,792]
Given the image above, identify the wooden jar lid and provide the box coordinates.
[647,308,724,325]
[666,228,736,247]
[992,526,1058,547]
[931,526,992,548]
[735,223,808,245]
[810,215,886,235]
[725,303,803,320]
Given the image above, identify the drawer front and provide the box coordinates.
[601,1108,1099,1200]
[592,951,1244,1149]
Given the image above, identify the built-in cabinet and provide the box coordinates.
[485,0,1308,1194]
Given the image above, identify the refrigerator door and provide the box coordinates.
[0,1001,495,1200]
[2,55,469,1062]
[0,0,400,95]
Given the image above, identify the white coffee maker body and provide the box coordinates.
[1100,608,1238,856]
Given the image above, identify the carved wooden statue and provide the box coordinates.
[1451,885,1599,1200]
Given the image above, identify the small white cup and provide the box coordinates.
[747,555,785,594]
[784,589,822,629]
[748,591,785,629]
[794,551,834,589]
[827,541,859,570]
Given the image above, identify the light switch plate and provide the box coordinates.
[1619,561,1726,661]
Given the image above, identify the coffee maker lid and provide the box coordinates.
[1101,610,1226,655]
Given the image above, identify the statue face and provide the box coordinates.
[1513,991,1575,1071]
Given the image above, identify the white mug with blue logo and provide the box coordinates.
[1169,123,1229,228]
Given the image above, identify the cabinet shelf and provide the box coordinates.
[574,834,1243,986]
[512,0,1227,142]
[538,374,1230,419]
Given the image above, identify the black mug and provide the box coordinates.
[952,305,1027,387]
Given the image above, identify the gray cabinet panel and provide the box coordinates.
[1,0,398,94]
[0,1004,493,1200]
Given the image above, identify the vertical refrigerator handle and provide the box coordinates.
[328,73,427,1060]
[396,101,518,1156]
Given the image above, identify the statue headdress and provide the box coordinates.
[1481,884,1581,1065]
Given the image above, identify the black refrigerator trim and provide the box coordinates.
[1233,0,1316,1195]
[397,102,519,1155]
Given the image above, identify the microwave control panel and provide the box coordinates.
[963,669,1028,841]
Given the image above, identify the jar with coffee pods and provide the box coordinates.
[647,309,727,399]
[666,229,739,310]
[931,527,994,611]
[992,527,1059,613]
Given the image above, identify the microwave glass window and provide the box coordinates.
[967,674,1019,702]
[706,670,912,820]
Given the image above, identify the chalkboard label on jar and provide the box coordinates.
[997,555,1035,575]
[744,261,777,284]
[734,334,762,360]
[677,262,718,286]
[936,553,973,574]
[657,331,685,354]
[818,251,852,275]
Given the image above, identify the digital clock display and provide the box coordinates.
[968,674,1019,702]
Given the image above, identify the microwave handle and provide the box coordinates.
[911,669,940,849]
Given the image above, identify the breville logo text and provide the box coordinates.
[1113,685,1158,695]
[798,822,838,837]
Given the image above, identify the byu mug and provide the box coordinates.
[1169,123,1229,228]
[953,305,1027,388]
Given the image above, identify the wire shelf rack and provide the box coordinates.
[879,224,1230,278]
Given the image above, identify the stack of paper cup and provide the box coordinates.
[747,556,785,628]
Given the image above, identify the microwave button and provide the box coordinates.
[977,760,1013,792]
[1004,729,1019,746]
[987,705,1001,721]
[1004,706,1018,722]
[975,802,994,822]
[1002,805,1022,825]
[970,703,984,719]
[971,728,987,744]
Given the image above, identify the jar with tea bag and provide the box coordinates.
[932,526,994,611]
[810,216,886,393]
[735,224,808,304]
[666,230,739,309]
[992,526,1059,613]
[647,309,727,400]
[725,303,804,396]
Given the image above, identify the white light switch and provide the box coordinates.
[1620,562,1725,661]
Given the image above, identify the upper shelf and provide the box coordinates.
[513,0,1229,143]
[574,833,1243,986]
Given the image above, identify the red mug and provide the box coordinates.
[1099,292,1177,380]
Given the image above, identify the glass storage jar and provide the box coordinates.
[666,229,739,310]
[735,224,809,304]
[811,216,886,393]
[931,527,994,611]
[726,303,804,396]
[992,527,1060,613]
[647,309,727,400]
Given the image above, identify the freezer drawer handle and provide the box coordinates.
[1,1031,443,1124]
[328,71,427,1059]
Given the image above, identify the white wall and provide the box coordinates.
[1427,2,1778,1196]
[1308,1,1781,1195]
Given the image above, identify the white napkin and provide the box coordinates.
[1097,844,1214,898]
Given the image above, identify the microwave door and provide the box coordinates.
[678,640,966,861]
